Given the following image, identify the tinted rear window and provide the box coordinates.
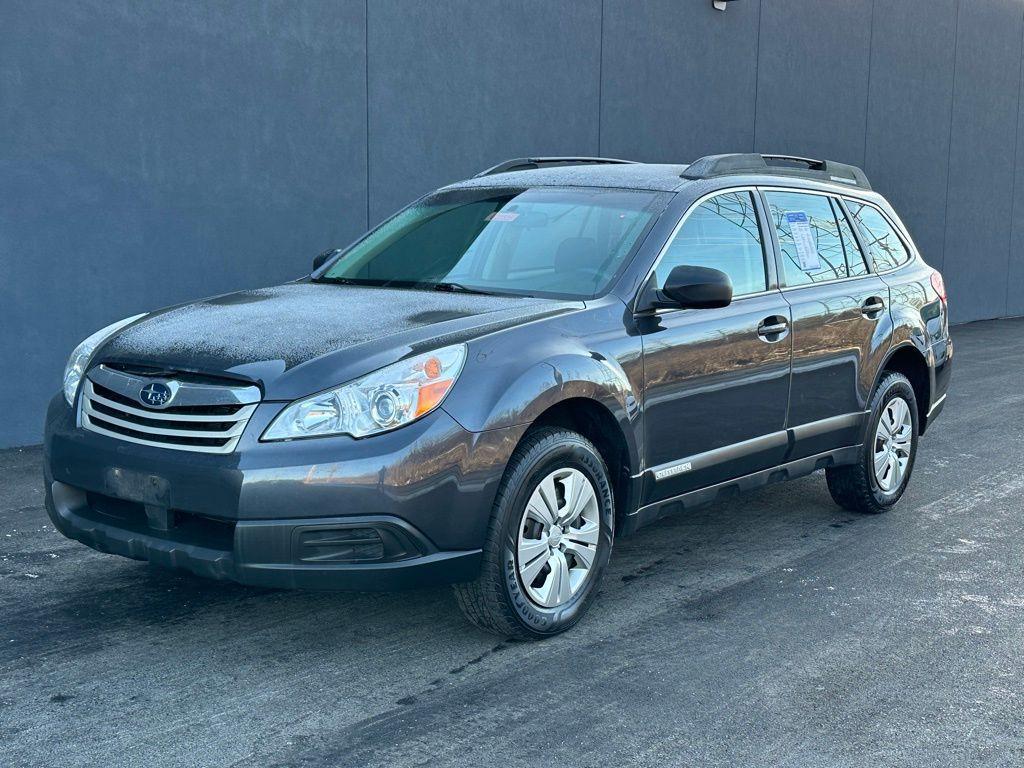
[846,201,911,271]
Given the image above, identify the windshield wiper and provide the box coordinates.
[313,275,359,285]
[314,277,526,298]
[428,281,502,297]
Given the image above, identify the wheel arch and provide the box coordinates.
[875,343,932,433]
[443,347,644,526]
[524,397,638,532]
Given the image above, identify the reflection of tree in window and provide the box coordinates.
[765,191,848,286]
[776,207,844,279]
[846,202,909,271]
[659,191,767,296]
[704,193,761,243]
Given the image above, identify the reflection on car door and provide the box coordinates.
[762,189,891,459]
[639,190,793,505]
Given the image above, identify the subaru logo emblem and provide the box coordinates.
[139,382,174,408]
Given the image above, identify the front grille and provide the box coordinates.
[80,366,260,454]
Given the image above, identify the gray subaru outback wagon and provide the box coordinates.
[45,154,952,638]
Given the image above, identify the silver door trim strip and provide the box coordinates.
[788,411,870,442]
[645,430,789,480]
[639,411,870,481]
[632,445,862,519]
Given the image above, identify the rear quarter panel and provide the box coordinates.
[874,198,952,410]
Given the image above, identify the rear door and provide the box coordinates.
[761,189,891,459]
[639,189,792,505]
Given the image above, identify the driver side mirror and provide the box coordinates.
[658,265,733,309]
[312,248,340,272]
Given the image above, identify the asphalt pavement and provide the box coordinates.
[2,318,1024,767]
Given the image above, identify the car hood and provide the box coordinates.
[98,282,580,400]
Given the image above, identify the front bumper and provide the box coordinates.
[44,394,524,590]
[45,478,481,589]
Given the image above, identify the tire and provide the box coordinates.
[826,372,919,514]
[454,427,615,639]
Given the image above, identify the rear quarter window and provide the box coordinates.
[845,201,912,272]
[833,199,870,277]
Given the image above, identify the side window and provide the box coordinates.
[831,198,870,277]
[764,191,848,286]
[846,201,911,272]
[657,191,767,297]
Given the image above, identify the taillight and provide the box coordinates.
[930,271,947,303]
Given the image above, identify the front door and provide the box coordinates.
[639,190,792,505]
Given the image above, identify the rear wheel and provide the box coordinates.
[454,427,614,639]
[826,372,919,514]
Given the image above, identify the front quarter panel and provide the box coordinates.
[441,298,644,472]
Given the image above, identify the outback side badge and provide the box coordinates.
[654,462,693,481]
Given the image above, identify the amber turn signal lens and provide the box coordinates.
[415,378,454,417]
[423,356,442,379]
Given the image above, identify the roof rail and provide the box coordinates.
[474,156,638,178]
[682,153,871,191]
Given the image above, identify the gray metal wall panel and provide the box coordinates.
[863,0,958,272]
[599,0,760,162]
[366,0,602,223]
[4,0,1024,446]
[754,0,873,164]
[1008,22,1024,319]
[0,0,367,447]
[943,0,1023,323]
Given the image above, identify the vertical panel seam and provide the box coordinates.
[1005,4,1024,317]
[752,0,763,151]
[597,0,604,155]
[940,0,962,275]
[364,0,370,229]
[861,0,876,170]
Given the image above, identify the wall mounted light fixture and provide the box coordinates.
[713,0,739,10]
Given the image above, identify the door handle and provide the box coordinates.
[757,316,789,340]
[861,297,886,317]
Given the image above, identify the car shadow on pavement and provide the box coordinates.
[3,470,868,672]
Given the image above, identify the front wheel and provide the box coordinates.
[454,427,615,639]
[826,372,919,514]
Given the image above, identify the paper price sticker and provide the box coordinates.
[785,211,821,271]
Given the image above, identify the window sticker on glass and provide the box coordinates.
[785,211,821,271]
[485,211,519,222]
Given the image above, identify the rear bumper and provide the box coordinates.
[45,478,482,590]
[925,393,947,424]
[924,334,952,434]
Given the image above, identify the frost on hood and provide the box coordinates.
[105,283,552,368]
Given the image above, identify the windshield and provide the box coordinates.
[317,187,667,299]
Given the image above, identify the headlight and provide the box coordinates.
[62,314,147,406]
[262,344,467,441]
